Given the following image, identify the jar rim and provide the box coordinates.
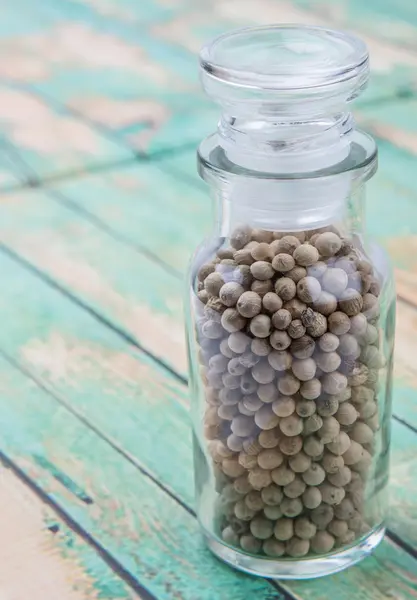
[200,24,369,93]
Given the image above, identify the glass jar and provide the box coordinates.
[185,25,395,579]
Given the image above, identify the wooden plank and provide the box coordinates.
[0,251,416,599]
[0,464,140,599]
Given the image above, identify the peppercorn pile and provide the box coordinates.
[195,225,384,559]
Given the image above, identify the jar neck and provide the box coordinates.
[218,111,354,174]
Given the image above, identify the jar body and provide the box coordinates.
[185,175,395,578]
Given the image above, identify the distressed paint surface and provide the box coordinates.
[0,465,140,599]
[0,0,417,598]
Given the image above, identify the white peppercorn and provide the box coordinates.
[350,422,374,444]
[305,311,327,338]
[328,311,351,335]
[270,330,292,351]
[239,351,260,369]
[292,243,319,267]
[222,526,240,546]
[328,519,349,538]
[277,373,300,396]
[280,414,304,437]
[257,383,278,403]
[257,449,284,470]
[294,517,317,540]
[255,405,280,430]
[262,292,283,313]
[280,435,303,456]
[286,266,308,284]
[327,432,351,456]
[315,232,342,257]
[351,385,374,405]
[231,226,252,250]
[252,361,275,384]
[218,404,238,421]
[291,358,316,381]
[245,490,265,512]
[328,465,352,487]
[272,396,296,418]
[286,537,310,558]
[227,434,245,452]
[303,435,324,458]
[228,357,247,376]
[316,351,341,374]
[318,416,340,443]
[251,279,273,296]
[236,291,262,318]
[297,276,322,303]
[296,400,316,418]
[202,320,223,339]
[258,428,281,449]
[268,350,292,371]
[342,440,364,465]
[251,242,273,262]
[231,415,255,437]
[263,539,285,557]
[219,282,245,307]
[243,437,263,456]
[334,498,356,520]
[322,268,348,297]
[271,464,296,487]
[264,505,283,520]
[336,403,358,426]
[198,289,210,304]
[289,452,312,474]
[360,345,384,369]
[275,277,297,301]
[316,396,339,417]
[318,332,340,353]
[349,313,367,336]
[322,452,344,474]
[234,248,254,266]
[234,264,253,287]
[240,373,258,395]
[322,372,348,395]
[250,314,272,338]
[198,262,215,281]
[299,378,322,400]
[208,353,229,374]
[248,467,272,490]
[223,458,246,479]
[234,474,253,495]
[251,338,272,356]
[239,534,263,554]
[222,372,241,389]
[219,387,240,405]
[358,400,377,420]
[311,504,334,529]
[272,253,295,272]
[239,452,259,470]
[271,309,292,330]
[287,319,306,339]
[338,288,364,316]
[274,518,294,541]
[303,414,323,435]
[221,308,247,333]
[204,272,225,296]
[303,486,322,509]
[312,291,338,316]
[290,335,315,359]
[302,463,326,486]
[311,531,335,554]
[261,484,284,506]
[307,261,327,279]
[338,334,360,358]
[251,261,275,281]
[278,236,301,255]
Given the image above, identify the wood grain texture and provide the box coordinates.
[0,464,140,599]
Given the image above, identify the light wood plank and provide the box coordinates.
[0,464,140,599]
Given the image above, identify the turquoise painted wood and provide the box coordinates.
[0,0,417,597]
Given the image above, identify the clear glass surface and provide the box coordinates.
[186,24,395,579]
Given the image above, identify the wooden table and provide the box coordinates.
[0,1,417,598]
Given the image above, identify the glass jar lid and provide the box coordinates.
[200,25,369,117]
